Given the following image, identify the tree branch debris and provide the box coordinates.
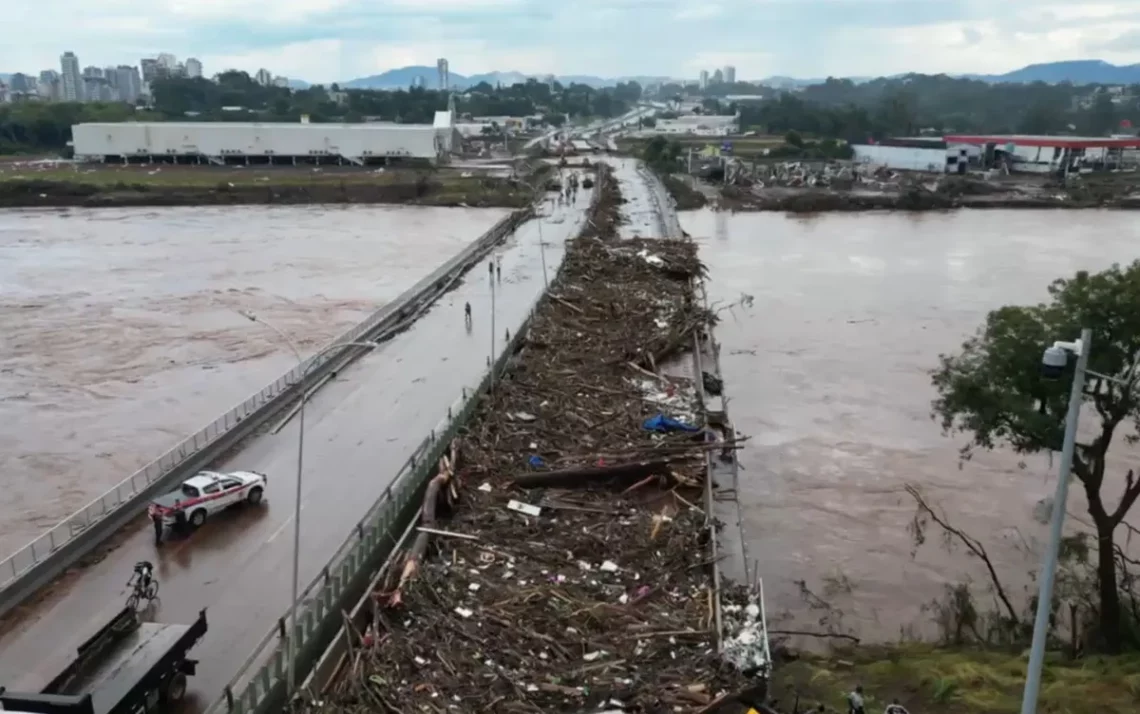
[310,167,754,714]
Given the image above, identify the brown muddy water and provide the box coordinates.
[678,208,1140,641]
[0,205,508,558]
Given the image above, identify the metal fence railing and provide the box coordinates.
[0,209,529,591]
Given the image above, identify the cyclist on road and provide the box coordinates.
[131,560,156,601]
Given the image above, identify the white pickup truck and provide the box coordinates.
[147,470,267,543]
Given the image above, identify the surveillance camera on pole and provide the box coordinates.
[1040,338,1083,380]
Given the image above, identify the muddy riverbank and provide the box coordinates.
[0,176,531,209]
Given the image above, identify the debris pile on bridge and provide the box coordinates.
[315,165,754,714]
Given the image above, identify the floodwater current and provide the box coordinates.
[0,205,509,558]
[678,208,1140,640]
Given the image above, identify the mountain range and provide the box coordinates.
[6,60,1140,93]
[341,60,1140,90]
[341,67,670,90]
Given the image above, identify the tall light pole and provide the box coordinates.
[239,311,380,703]
[1021,327,1092,714]
[517,177,549,288]
[488,262,496,395]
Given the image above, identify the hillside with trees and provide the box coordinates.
[723,74,1137,141]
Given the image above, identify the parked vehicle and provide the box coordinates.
[0,607,207,714]
[148,470,267,543]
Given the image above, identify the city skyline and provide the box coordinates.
[6,1,1140,84]
[1,50,300,104]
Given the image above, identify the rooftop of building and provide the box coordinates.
[944,134,1140,148]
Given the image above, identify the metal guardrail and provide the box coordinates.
[209,166,608,714]
[0,209,530,594]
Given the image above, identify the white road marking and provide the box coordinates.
[266,503,308,544]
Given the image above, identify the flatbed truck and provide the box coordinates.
[0,607,207,714]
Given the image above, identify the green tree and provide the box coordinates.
[931,264,1140,653]
[1089,92,1117,135]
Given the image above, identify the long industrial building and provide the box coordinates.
[72,112,459,165]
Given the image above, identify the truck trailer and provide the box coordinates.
[0,607,207,714]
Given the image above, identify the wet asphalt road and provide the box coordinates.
[0,180,593,710]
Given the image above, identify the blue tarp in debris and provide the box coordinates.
[642,413,700,433]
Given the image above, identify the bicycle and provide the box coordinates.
[126,566,160,610]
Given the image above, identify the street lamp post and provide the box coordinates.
[489,262,497,395]
[239,311,380,704]
[1020,327,1092,714]
[517,178,549,288]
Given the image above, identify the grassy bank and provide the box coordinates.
[0,164,532,209]
[769,646,1140,714]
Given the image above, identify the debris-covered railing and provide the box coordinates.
[303,172,761,713]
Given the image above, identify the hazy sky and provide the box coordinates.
[6,0,1140,83]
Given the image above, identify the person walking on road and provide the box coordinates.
[847,686,866,714]
[464,301,472,329]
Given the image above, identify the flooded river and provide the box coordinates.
[0,205,508,558]
[678,208,1140,640]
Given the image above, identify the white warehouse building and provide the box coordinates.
[72,116,457,166]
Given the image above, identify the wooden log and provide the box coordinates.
[511,460,673,489]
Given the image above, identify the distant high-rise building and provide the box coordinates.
[272,75,289,88]
[412,75,426,88]
[723,65,736,84]
[699,70,709,90]
[9,73,34,93]
[60,51,82,101]
[185,57,202,78]
[39,69,60,100]
[115,65,142,102]
[255,68,273,85]
[140,58,159,83]
[157,53,177,72]
[437,58,449,91]
[82,67,110,102]
[712,68,723,84]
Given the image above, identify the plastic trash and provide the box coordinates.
[642,413,700,433]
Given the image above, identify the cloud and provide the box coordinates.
[8,0,1140,83]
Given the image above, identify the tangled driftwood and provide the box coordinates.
[313,164,754,714]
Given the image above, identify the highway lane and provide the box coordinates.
[0,182,593,710]
[603,156,677,239]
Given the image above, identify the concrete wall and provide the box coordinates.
[72,122,445,162]
[852,144,949,172]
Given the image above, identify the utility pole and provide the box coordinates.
[1020,328,1092,714]
[489,261,496,395]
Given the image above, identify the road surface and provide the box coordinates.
[0,181,593,712]
[602,157,677,239]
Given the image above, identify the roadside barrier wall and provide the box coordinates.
[208,166,610,714]
[0,208,530,619]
